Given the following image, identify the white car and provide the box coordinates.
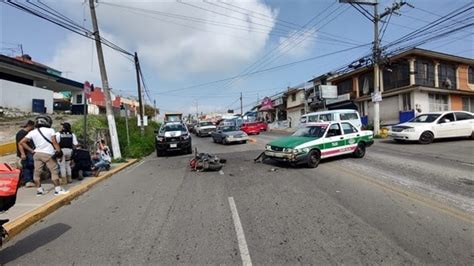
[194,121,217,137]
[388,111,473,144]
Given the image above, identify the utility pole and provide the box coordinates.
[340,0,409,136]
[195,100,199,120]
[89,0,121,158]
[134,52,145,135]
[124,104,130,146]
[153,99,157,121]
[240,92,243,117]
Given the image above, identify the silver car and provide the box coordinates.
[211,124,249,144]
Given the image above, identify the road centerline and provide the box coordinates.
[228,196,252,266]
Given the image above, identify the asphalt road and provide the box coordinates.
[1,132,473,265]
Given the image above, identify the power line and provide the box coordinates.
[155,43,371,95]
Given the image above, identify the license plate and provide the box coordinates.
[170,143,177,148]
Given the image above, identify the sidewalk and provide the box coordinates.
[1,159,137,240]
[269,127,296,134]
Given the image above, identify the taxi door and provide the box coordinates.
[323,123,347,157]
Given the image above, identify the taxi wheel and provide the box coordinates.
[307,150,321,168]
[353,142,366,158]
[419,131,434,144]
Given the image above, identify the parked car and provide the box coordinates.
[300,109,362,129]
[388,111,473,144]
[155,122,192,156]
[195,121,217,137]
[255,120,268,131]
[241,122,261,135]
[211,124,248,144]
[264,121,373,168]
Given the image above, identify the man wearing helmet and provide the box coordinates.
[18,115,69,196]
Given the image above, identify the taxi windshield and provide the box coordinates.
[292,125,327,138]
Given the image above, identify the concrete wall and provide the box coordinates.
[0,79,53,114]
[287,108,304,128]
[286,90,305,109]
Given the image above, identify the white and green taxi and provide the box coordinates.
[264,121,374,168]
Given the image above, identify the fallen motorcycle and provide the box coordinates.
[189,148,226,172]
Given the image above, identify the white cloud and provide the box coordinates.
[277,28,317,58]
[47,32,134,88]
[46,0,279,83]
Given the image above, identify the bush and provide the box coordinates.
[72,115,160,158]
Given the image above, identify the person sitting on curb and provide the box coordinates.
[16,120,35,188]
[91,139,111,176]
[71,143,93,180]
[55,122,78,184]
[19,115,69,196]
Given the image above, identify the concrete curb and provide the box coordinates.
[269,128,295,134]
[4,159,138,241]
[0,142,16,156]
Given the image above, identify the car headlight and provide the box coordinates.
[228,135,234,139]
[182,134,190,139]
[402,128,415,132]
[156,136,164,142]
[266,145,271,150]
[283,148,297,153]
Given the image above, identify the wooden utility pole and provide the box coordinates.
[134,52,145,135]
[89,0,121,158]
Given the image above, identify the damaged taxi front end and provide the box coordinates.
[264,136,318,164]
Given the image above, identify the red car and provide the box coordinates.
[240,122,261,135]
[255,121,268,131]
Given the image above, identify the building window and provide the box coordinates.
[291,94,296,101]
[468,66,474,84]
[415,59,434,87]
[428,93,449,111]
[401,93,411,111]
[76,94,83,104]
[462,96,474,112]
[383,60,410,90]
[358,72,374,96]
[337,79,352,95]
[438,62,457,89]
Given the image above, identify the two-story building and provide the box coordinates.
[285,87,306,128]
[308,48,474,126]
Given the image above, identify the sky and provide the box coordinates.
[1,0,472,116]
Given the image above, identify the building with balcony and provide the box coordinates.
[307,48,474,126]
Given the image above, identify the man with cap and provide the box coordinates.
[55,122,78,184]
[16,120,35,187]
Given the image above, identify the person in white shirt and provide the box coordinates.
[55,122,78,184]
[91,139,111,176]
[19,115,69,196]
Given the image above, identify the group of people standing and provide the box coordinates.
[15,116,112,196]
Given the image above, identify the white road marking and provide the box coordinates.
[228,196,252,266]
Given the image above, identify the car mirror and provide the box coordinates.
[444,119,450,123]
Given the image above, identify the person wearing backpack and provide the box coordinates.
[55,122,78,184]
[18,115,68,196]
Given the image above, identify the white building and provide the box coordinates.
[0,54,84,114]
